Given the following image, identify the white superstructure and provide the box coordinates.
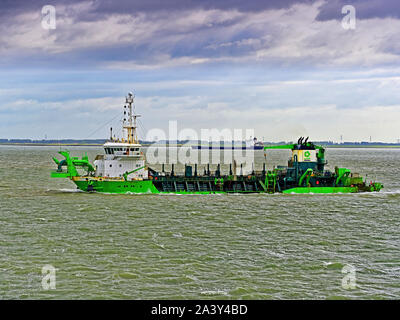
[93,92,148,180]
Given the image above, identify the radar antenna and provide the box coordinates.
[124,92,141,144]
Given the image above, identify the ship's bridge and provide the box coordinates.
[103,141,142,157]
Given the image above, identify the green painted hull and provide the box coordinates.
[72,179,364,195]
[73,179,225,194]
[282,186,359,194]
[74,179,159,194]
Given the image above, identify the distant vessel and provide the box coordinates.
[192,137,264,150]
[51,92,383,194]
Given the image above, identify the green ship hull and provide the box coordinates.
[71,180,368,195]
[74,179,160,194]
[58,175,382,195]
[282,186,359,194]
[69,178,382,194]
[72,178,228,194]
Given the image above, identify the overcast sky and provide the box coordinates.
[1,0,400,142]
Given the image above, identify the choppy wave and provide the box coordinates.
[200,289,229,296]
[46,188,84,193]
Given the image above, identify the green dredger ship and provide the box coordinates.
[51,93,383,194]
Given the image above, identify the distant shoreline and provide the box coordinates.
[325,145,400,148]
[0,143,104,147]
[1,142,400,148]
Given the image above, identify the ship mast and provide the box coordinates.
[124,92,140,144]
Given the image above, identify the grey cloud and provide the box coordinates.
[1,0,400,69]
[2,0,398,21]
[91,0,315,14]
[0,0,314,18]
[316,0,400,20]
